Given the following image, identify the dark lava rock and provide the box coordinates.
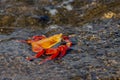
[1,22,120,80]
[0,0,120,80]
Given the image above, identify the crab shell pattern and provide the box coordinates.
[24,33,72,64]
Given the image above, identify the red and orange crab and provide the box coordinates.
[22,33,72,64]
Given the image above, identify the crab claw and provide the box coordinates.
[26,48,45,61]
[62,35,72,47]
[62,35,69,40]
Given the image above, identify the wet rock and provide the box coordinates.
[31,15,49,23]
[0,15,15,26]
[0,0,120,80]
[0,23,120,80]
[2,78,12,80]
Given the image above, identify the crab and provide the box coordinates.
[22,33,72,64]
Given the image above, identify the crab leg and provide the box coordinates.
[31,35,46,41]
[18,35,46,44]
[39,48,59,64]
[26,49,45,61]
